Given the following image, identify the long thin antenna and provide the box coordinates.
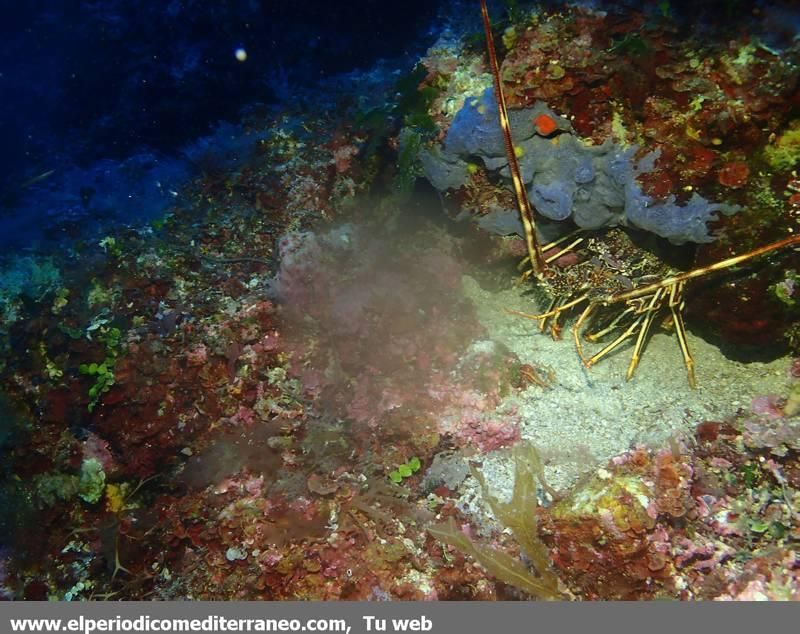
[608,234,800,303]
[479,0,547,277]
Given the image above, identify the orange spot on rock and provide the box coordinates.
[534,113,558,136]
[718,162,749,188]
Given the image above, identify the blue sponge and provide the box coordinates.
[420,87,738,244]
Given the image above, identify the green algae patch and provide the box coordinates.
[764,121,800,171]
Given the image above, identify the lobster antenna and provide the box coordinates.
[479,0,547,277]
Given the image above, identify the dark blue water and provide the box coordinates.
[0,0,444,249]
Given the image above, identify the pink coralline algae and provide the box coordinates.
[275,222,514,456]
[431,385,521,452]
[459,413,520,453]
[750,394,785,419]
[81,432,118,474]
[228,405,257,427]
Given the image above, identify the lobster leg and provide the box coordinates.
[586,314,645,368]
[668,282,696,389]
[548,294,579,339]
[519,232,585,276]
[572,301,598,365]
[538,296,558,333]
[544,237,585,265]
[508,293,589,322]
[626,288,666,382]
[585,305,638,342]
[607,235,800,304]
[541,231,585,254]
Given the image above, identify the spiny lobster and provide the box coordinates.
[479,0,800,387]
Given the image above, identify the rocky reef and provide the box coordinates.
[0,0,799,602]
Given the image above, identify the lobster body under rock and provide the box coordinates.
[478,0,800,387]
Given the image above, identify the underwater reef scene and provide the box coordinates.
[2,0,800,601]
